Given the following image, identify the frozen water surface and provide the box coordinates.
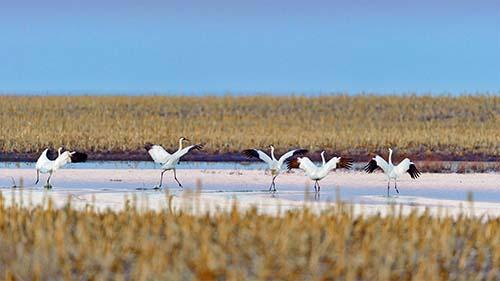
[0,167,498,217]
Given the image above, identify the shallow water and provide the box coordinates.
[0,168,498,216]
[0,161,498,173]
[276,185,500,204]
[0,161,370,171]
[1,161,497,173]
[1,169,498,203]
[0,161,268,170]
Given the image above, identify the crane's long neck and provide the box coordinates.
[270,146,276,161]
[388,149,393,165]
[178,138,183,150]
[321,151,326,165]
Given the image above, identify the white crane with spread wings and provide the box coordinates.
[145,137,203,189]
[364,148,421,196]
[35,147,88,189]
[286,151,352,192]
[242,146,308,191]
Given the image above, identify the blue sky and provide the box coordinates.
[0,0,499,95]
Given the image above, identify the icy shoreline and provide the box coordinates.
[1,169,499,217]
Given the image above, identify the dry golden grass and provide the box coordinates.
[0,195,498,280]
[0,95,498,157]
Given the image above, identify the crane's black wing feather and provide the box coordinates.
[364,159,381,173]
[285,158,300,170]
[290,149,308,157]
[144,142,154,151]
[242,149,260,159]
[338,157,353,169]
[407,164,421,179]
[70,152,88,163]
[187,144,203,153]
[46,149,58,161]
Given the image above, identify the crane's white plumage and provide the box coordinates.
[372,155,390,173]
[364,148,421,196]
[35,148,87,189]
[242,146,308,191]
[147,145,171,164]
[286,151,353,192]
[145,137,203,189]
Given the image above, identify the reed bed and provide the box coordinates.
[0,195,498,280]
[0,95,498,157]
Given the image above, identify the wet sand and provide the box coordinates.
[1,169,499,217]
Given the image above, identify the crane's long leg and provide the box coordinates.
[35,169,40,185]
[269,175,277,192]
[394,180,399,194]
[387,180,390,197]
[173,169,183,188]
[45,172,53,189]
[155,170,167,189]
[316,181,321,192]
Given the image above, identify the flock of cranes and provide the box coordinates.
[241,145,420,195]
[26,137,420,196]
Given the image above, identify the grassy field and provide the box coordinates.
[0,95,498,159]
[0,196,498,280]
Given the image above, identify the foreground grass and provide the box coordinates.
[0,197,498,280]
[0,95,498,158]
